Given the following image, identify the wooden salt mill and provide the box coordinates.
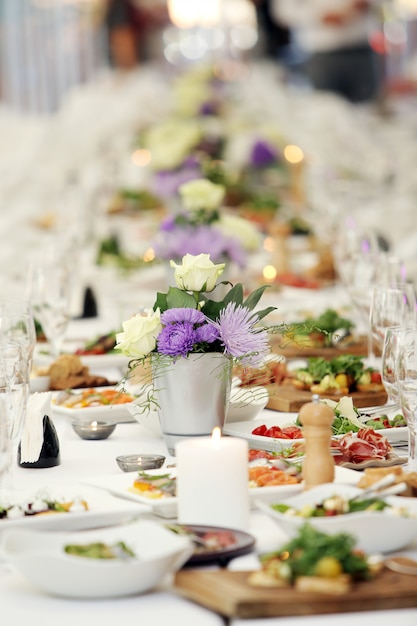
[298,395,335,490]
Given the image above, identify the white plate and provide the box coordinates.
[224,413,408,451]
[224,414,303,453]
[0,485,150,537]
[51,387,137,424]
[33,343,130,372]
[1,519,193,598]
[83,466,360,519]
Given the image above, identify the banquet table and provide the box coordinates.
[1,305,416,625]
[2,58,417,625]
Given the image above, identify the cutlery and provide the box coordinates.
[350,472,407,501]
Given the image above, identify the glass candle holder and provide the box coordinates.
[72,420,116,440]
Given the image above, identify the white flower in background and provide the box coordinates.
[217,213,262,251]
[116,309,162,359]
[143,119,202,170]
[179,178,225,211]
[172,81,212,117]
[170,253,225,292]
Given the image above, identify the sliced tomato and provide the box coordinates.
[251,424,268,436]
[370,371,382,384]
[281,425,303,439]
[248,449,274,461]
[265,426,287,438]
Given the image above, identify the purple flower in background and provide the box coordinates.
[159,215,178,232]
[199,100,219,116]
[212,302,269,366]
[195,323,219,344]
[151,157,202,199]
[250,140,279,168]
[161,308,206,325]
[157,321,197,356]
[153,225,246,267]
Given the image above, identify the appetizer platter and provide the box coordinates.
[269,308,368,359]
[174,524,417,618]
[51,387,138,423]
[34,333,130,372]
[223,398,408,466]
[236,354,388,411]
[0,486,150,535]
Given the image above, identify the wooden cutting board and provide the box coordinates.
[266,385,388,412]
[270,335,370,360]
[174,568,417,619]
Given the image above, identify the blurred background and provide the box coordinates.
[1,0,417,115]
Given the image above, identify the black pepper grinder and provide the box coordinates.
[18,415,61,468]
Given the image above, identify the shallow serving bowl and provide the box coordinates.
[1,519,193,599]
[255,482,417,554]
[226,385,269,423]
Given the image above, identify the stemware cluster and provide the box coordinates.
[381,324,417,472]
[0,299,36,497]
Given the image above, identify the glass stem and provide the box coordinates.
[408,427,417,473]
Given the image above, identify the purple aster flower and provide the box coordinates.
[151,160,202,199]
[161,308,205,325]
[199,100,220,116]
[153,225,246,267]
[194,323,220,344]
[212,302,269,366]
[250,140,278,168]
[159,215,178,232]
[157,321,197,357]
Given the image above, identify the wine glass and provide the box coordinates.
[370,283,416,357]
[0,341,29,495]
[347,251,410,364]
[27,261,72,359]
[396,327,417,471]
[381,325,411,407]
[0,299,37,378]
[0,393,10,501]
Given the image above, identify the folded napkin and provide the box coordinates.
[19,392,51,464]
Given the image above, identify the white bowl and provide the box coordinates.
[226,385,269,423]
[1,519,193,598]
[29,375,50,393]
[255,483,417,554]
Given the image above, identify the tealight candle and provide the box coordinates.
[72,420,116,440]
[176,428,249,530]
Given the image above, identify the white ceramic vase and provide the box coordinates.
[152,352,232,455]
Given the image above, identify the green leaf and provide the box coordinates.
[154,292,168,313]
[166,287,197,309]
[255,306,277,321]
[243,284,269,310]
[201,299,224,320]
[222,282,244,305]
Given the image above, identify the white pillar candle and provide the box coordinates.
[176,428,249,530]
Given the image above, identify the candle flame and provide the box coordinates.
[284,144,304,164]
[131,149,151,167]
[212,426,222,449]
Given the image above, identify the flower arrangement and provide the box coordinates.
[152,178,261,267]
[116,253,276,408]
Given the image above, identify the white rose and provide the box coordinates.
[217,213,262,251]
[116,309,162,359]
[173,82,212,117]
[144,120,202,170]
[170,254,225,292]
[179,178,225,211]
